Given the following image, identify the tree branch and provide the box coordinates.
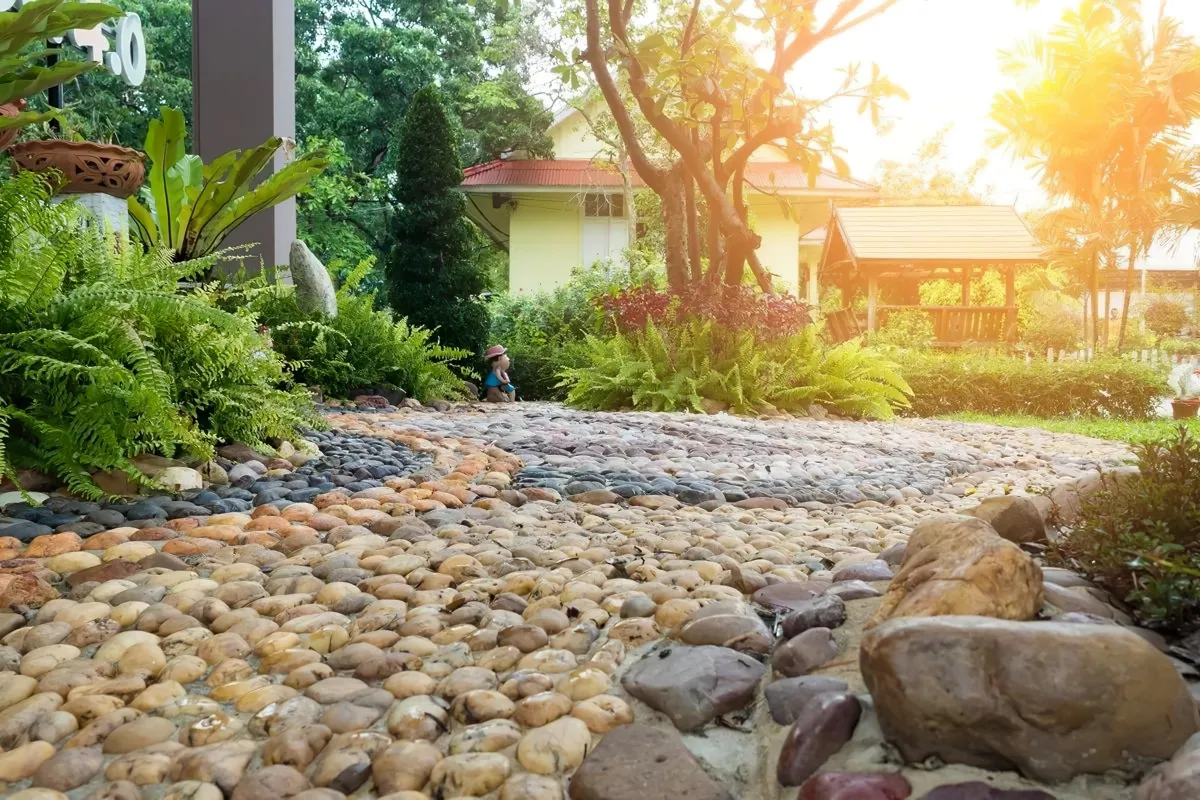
[829,0,904,35]
[582,0,668,193]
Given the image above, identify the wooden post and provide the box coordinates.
[867,273,879,332]
[806,261,819,308]
[961,265,972,306]
[1004,265,1017,342]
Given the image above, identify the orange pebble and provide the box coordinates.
[410,499,445,513]
[165,517,199,532]
[347,498,382,511]
[282,504,316,522]
[430,491,463,509]
[243,530,280,547]
[163,538,222,555]
[0,548,22,561]
[246,516,291,533]
[0,537,20,550]
[251,504,282,519]
[24,532,82,558]
[82,530,129,550]
[306,514,341,532]
[314,492,351,509]
[187,525,242,542]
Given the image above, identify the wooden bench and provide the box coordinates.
[878,305,1018,346]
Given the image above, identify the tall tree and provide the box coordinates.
[296,0,553,265]
[387,86,489,357]
[993,0,1200,350]
[561,0,905,293]
[875,127,987,205]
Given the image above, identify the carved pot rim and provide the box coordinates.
[9,139,146,161]
[9,139,147,198]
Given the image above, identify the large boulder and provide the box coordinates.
[620,645,765,731]
[966,496,1046,544]
[866,515,1043,629]
[290,240,337,318]
[860,616,1199,782]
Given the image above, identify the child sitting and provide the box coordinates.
[483,345,517,403]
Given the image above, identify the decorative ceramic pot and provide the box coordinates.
[0,99,27,152]
[9,139,146,198]
[1172,398,1200,420]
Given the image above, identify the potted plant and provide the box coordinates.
[9,129,146,198]
[1169,363,1200,419]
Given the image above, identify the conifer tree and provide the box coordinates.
[387,85,489,357]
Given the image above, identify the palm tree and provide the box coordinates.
[992,0,1200,351]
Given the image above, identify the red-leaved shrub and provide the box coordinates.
[601,285,811,341]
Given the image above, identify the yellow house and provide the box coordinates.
[462,108,877,298]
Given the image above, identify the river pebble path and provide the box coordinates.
[0,404,1143,800]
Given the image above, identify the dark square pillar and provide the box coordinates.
[192,0,296,269]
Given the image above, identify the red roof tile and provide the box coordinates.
[461,159,874,193]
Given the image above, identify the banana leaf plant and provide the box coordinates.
[129,107,330,260]
[0,0,122,130]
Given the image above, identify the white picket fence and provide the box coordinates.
[1036,347,1199,366]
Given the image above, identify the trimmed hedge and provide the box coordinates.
[897,352,1166,419]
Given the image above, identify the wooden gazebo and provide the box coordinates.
[817,205,1045,345]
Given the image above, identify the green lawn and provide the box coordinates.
[935,412,1200,445]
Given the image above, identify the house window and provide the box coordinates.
[584,193,624,218]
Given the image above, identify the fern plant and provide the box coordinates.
[559,318,912,419]
[222,259,472,403]
[0,171,316,498]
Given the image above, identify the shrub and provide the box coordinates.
[560,320,911,419]
[1159,337,1200,357]
[1020,306,1080,353]
[1052,427,1200,632]
[1145,298,1189,337]
[868,309,935,350]
[232,260,471,403]
[896,351,1165,419]
[601,285,812,341]
[488,261,634,400]
[0,172,315,498]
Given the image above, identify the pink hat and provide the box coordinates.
[485,345,507,358]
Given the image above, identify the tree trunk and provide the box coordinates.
[1117,241,1136,350]
[684,172,701,283]
[662,171,688,292]
[1090,249,1100,350]
[705,195,724,285]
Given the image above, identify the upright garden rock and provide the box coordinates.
[867,515,1043,629]
[860,616,1199,782]
[289,240,337,318]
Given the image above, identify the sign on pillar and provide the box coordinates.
[0,0,147,87]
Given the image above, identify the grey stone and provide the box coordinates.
[765,676,850,725]
[621,645,765,731]
[781,595,847,638]
[290,240,337,318]
[777,692,862,786]
[772,627,838,677]
[568,723,732,800]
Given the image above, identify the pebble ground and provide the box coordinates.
[0,403,1135,800]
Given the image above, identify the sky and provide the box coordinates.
[793,0,1200,212]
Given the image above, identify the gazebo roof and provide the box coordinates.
[822,205,1045,272]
